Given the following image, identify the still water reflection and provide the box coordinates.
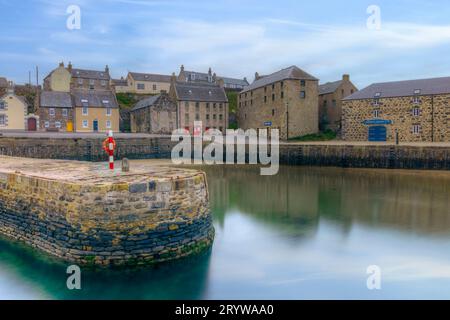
[1,166,450,299]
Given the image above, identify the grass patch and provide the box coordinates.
[289,129,337,142]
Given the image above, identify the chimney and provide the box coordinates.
[255,72,260,81]
[68,61,73,72]
[217,78,225,88]
[212,72,217,83]
[105,65,110,74]
[343,74,350,82]
[59,61,64,68]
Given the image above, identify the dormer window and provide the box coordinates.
[374,92,381,97]
[208,90,212,96]
[414,89,421,95]
[188,90,192,95]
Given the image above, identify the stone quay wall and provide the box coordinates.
[0,137,448,170]
[0,157,214,266]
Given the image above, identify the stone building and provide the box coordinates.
[39,91,73,132]
[111,77,129,93]
[130,93,177,134]
[342,77,450,142]
[41,62,119,132]
[44,62,111,91]
[0,77,8,96]
[237,65,319,140]
[178,65,249,91]
[72,89,120,133]
[318,74,357,131]
[126,72,172,94]
[169,75,229,133]
[0,87,28,131]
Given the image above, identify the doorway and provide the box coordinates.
[93,120,99,132]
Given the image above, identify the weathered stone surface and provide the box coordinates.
[0,156,214,266]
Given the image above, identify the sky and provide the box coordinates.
[2,0,450,89]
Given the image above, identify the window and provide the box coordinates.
[245,113,247,119]
[101,80,106,87]
[194,114,199,121]
[300,80,306,87]
[272,109,275,116]
[213,114,216,120]
[281,91,284,99]
[106,120,111,128]
[206,103,210,110]
[412,125,421,134]
[272,94,275,101]
[413,95,420,104]
[272,84,275,90]
[219,103,223,110]
[323,100,328,108]
[219,114,223,120]
[332,100,337,107]
[45,121,50,128]
[137,83,145,90]
[264,96,267,103]
[206,114,210,121]
[106,108,112,116]
[153,84,157,91]
[373,98,380,106]
[213,103,217,109]
[55,121,61,128]
[185,113,189,121]
[49,108,55,116]
[82,120,88,128]
[264,87,267,93]
[62,108,68,117]
[0,115,5,125]
[195,102,200,111]
[341,89,345,96]
[281,81,284,88]
[78,78,83,86]
[185,102,189,111]
[413,108,420,116]
[0,101,5,110]
[373,110,380,118]
[89,79,95,89]
[300,91,306,99]
[82,106,88,115]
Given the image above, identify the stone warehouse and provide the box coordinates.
[342,77,450,142]
[170,75,229,133]
[130,93,177,134]
[237,65,319,140]
[0,156,214,266]
[318,74,358,131]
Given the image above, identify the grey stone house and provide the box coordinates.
[130,93,177,134]
[38,91,73,131]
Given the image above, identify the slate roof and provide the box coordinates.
[72,89,119,108]
[221,76,249,87]
[129,72,172,83]
[131,94,176,112]
[131,95,160,111]
[112,78,128,86]
[319,80,343,95]
[241,66,318,93]
[71,68,110,80]
[343,76,450,100]
[183,71,211,83]
[0,77,8,88]
[173,82,228,102]
[40,91,73,108]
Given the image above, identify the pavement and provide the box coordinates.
[0,130,449,147]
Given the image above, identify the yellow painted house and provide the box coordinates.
[72,89,120,133]
[127,72,172,94]
[0,89,28,130]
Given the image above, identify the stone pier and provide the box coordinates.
[0,156,214,266]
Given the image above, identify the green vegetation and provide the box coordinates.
[116,93,138,109]
[289,129,337,142]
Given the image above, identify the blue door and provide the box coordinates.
[93,120,99,132]
[368,126,387,142]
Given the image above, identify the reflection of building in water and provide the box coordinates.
[203,165,321,237]
[204,165,450,236]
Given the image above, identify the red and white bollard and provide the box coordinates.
[103,130,116,170]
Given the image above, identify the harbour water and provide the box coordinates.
[1,165,450,299]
